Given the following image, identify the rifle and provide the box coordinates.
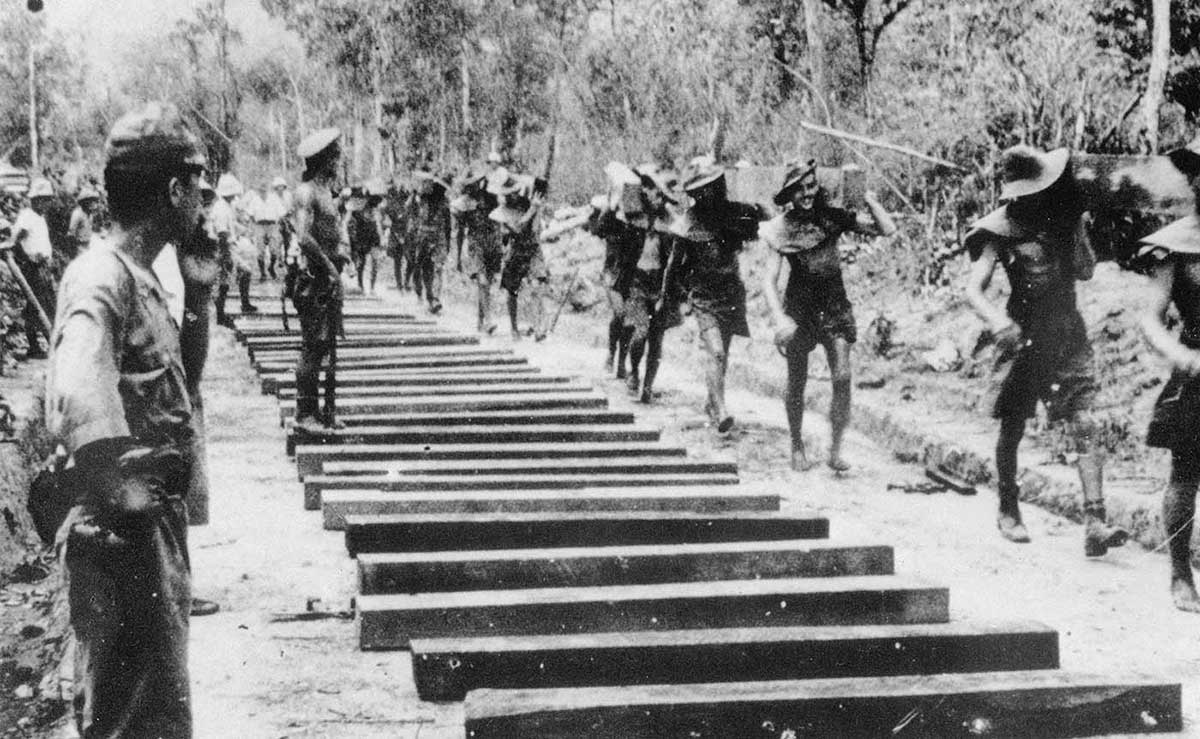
[544,265,581,337]
[0,240,52,337]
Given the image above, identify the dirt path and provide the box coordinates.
[170,278,1198,737]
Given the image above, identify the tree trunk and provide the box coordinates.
[802,0,826,118]
[353,101,365,179]
[372,62,384,176]
[460,42,473,160]
[1138,0,1171,154]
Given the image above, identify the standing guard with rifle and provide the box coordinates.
[289,128,345,435]
[761,160,896,472]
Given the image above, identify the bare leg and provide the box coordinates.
[531,280,548,341]
[627,316,648,396]
[1166,451,1200,612]
[476,278,496,333]
[507,289,521,340]
[785,338,817,471]
[825,337,852,472]
[1072,419,1128,557]
[639,321,666,404]
[699,324,734,432]
[996,416,1031,542]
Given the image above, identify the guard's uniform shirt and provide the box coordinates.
[46,239,194,738]
[14,207,52,260]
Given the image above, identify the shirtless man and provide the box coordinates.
[964,145,1128,556]
[290,128,345,434]
[762,160,895,471]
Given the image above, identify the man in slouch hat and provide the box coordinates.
[1139,137,1200,612]
[761,160,895,472]
[452,166,503,333]
[964,145,1129,556]
[663,159,766,432]
[47,101,207,737]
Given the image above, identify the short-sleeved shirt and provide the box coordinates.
[14,208,52,260]
[208,198,236,239]
[258,193,288,223]
[46,239,192,455]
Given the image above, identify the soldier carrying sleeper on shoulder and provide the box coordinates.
[964,145,1129,557]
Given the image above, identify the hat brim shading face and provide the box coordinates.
[683,169,725,195]
[773,163,819,206]
[297,127,341,161]
[999,147,1070,201]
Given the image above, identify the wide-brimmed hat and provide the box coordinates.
[1167,136,1200,179]
[271,176,288,189]
[998,145,1070,200]
[773,159,819,206]
[28,178,54,199]
[297,127,340,161]
[682,163,725,195]
[215,173,243,198]
[76,186,100,203]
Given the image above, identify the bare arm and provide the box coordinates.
[965,241,1013,333]
[762,250,791,327]
[852,190,897,237]
[1141,260,1200,375]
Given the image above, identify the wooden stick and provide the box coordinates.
[800,121,966,172]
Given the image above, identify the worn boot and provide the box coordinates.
[996,482,1031,543]
[293,394,324,436]
[1078,453,1129,557]
[215,286,235,328]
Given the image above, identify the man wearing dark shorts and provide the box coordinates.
[624,164,681,402]
[492,172,547,341]
[763,160,895,472]
[408,170,452,314]
[1139,138,1200,612]
[591,165,644,378]
[664,160,764,432]
[965,145,1128,556]
[452,169,503,333]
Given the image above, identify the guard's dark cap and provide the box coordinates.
[104,102,206,173]
[773,159,818,206]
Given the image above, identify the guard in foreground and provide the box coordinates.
[47,101,206,738]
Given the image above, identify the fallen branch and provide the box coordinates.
[800,121,966,172]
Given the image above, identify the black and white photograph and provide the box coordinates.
[0,0,1196,736]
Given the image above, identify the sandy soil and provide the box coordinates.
[23,267,1200,737]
